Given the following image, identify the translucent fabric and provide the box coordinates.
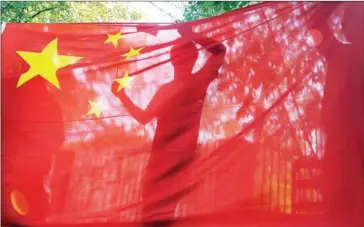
[1,2,364,227]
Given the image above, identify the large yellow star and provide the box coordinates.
[16,38,82,89]
[104,32,123,48]
[87,100,102,119]
[114,71,134,91]
[121,47,144,60]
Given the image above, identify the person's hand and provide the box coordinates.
[111,82,127,100]
[195,37,226,55]
[177,24,194,37]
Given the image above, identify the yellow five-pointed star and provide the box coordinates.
[121,47,144,60]
[87,100,102,119]
[104,32,123,48]
[114,71,134,91]
[16,38,82,89]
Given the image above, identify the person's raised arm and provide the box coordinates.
[177,25,226,82]
[195,37,226,76]
[111,82,166,125]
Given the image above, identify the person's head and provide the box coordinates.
[170,41,198,79]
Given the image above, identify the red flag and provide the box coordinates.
[2,2,364,227]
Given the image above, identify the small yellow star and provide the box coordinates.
[121,47,144,60]
[104,32,123,48]
[114,71,134,91]
[16,38,82,89]
[87,100,102,119]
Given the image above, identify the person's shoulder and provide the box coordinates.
[196,66,219,78]
[155,81,174,96]
[159,81,173,90]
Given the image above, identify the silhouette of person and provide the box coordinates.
[112,28,226,227]
[314,3,364,226]
[2,76,65,226]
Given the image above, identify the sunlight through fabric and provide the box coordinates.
[1,2,364,227]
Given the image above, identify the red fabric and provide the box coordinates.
[2,2,364,227]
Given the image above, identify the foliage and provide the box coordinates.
[1,1,143,23]
[183,1,259,21]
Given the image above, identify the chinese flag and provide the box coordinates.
[1,2,364,227]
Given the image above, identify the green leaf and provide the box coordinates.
[183,1,256,21]
[1,2,143,23]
